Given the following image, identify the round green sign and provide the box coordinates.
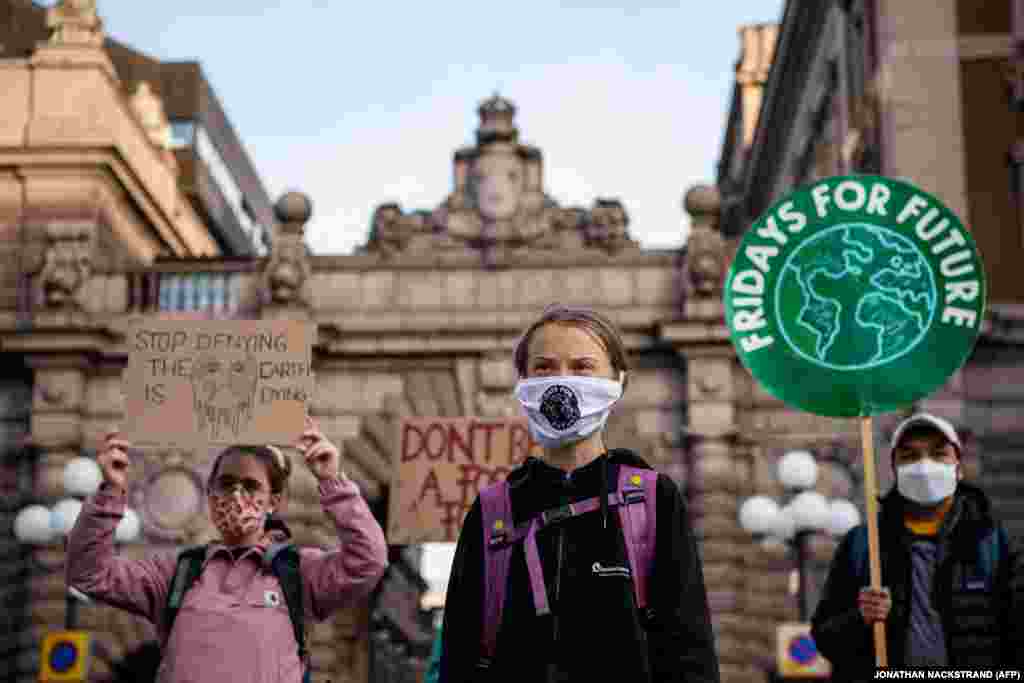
[725,175,986,417]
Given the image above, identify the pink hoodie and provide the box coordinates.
[66,478,388,683]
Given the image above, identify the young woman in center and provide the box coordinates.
[439,304,719,682]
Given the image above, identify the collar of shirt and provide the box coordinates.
[903,496,956,537]
[201,537,272,570]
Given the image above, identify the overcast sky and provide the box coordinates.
[96,0,783,256]
[93,0,783,594]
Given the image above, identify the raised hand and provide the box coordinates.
[858,587,891,624]
[97,431,132,492]
[296,416,343,481]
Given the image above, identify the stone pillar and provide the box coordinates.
[28,356,89,502]
[686,361,750,683]
[262,191,313,321]
[683,185,726,318]
[21,354,91,679]
[669,185,757,682]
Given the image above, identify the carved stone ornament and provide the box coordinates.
[127,448,211,543]
[265,239,311,305]
[364,202,432,258]
[360,95,638,257]
[683,184,725,297]
[130,82,173,151]
[38,382,67,405]
[46,0,103,46]
[584,199,639,255]
[36,221,95,309]
[263,191,313,306]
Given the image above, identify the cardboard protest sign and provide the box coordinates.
[123,320,314,447]
[387,417,537,544]
[725,175,986,417]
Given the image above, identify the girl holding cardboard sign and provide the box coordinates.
[439,304,719,683]
[65,417,388,683]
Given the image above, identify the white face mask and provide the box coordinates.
[896,460,958,505]
[513,374,623,449]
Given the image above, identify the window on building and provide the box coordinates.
[157,272,244,315]
[169,120,196,149]
[194,126,269,253]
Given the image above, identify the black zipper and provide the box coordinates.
[548,525,566,683]
[548,474,570,683]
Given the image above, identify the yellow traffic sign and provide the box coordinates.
[39,630,92,682]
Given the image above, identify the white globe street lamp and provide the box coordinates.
[828,499,862,537]
[14,504,56,545]
[778,450,818,490]
[773,503,797,541]
[738,496,781,537]
[51,498,83,536]
[737,449,862,622]
[15,450,143,632]
[63,457,103,497]
[790,491,831,532]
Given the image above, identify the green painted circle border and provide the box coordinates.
[724,175,987,417]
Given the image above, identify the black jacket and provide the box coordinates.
[439,449,719,683]
[811,482,1024,680]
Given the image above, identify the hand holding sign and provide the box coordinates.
[725,175,987,667]
[297,416,343,482]
[858,587,892,625]
[97,431,132,492]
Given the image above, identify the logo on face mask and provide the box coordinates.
[539,385,581,430]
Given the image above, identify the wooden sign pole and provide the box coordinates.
[860,415,888,667]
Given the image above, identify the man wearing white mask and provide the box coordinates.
[811,413,1023,679]
[439,304,719,683]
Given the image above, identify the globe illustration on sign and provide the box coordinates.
[775,223,937,371]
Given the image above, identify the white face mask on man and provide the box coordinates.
[513,373,624,449]
[896,460,958,505]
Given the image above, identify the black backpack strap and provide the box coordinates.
[264,543,307,667]
[165,545,207,642]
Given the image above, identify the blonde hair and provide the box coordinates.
[513,304,630,391]
[207,444,292,495]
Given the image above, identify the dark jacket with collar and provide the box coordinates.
[438,449,719,683]
[811,482,1024,680]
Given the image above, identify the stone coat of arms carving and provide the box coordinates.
[361,95,639,259]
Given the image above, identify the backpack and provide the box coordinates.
[165,543,311,683]
[476,464,658,668]
[848,523,1009,590]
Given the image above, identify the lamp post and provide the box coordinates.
[738,450,861,622]
[13,455,141,629]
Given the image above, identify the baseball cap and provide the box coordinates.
[889,413,962,455]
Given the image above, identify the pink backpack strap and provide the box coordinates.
[478,481,513,667]
[616,465,658,609]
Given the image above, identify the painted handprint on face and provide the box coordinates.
[189,352,258,441]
